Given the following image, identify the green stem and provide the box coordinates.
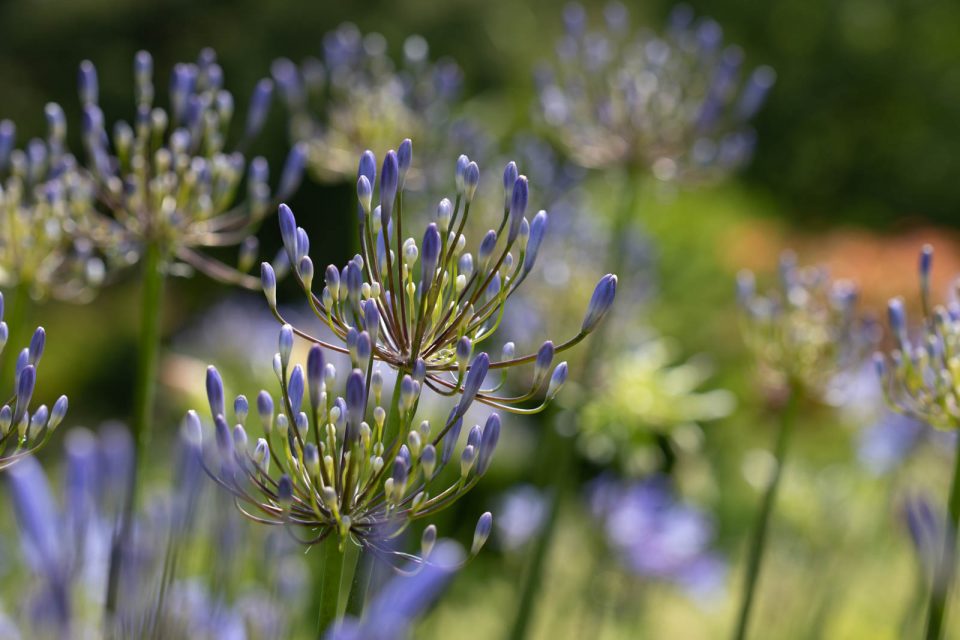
[732,390,798,640]
[345,549,375,617]
[923,433,960,640]
[1,282,30,394]
[505,167,642,640]
[317,536,347,637]
[131,239,166,462]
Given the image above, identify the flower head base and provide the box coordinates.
[79,49,305,288]
[267,142,617,414]
[539,2,775,181]
[192,326,495,565]
[0,293,67,469]
[0,113,104,302]
[737,252,865,399]
[876,245,960,430]
[271,23,464,184]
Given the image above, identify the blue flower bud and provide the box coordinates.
[358,149,377,186]
[413,358,427,384]
[288,365,305,415]
[479,230,498,265]
[392,455,408,490]
[214,414,234,460]
[253,438,270,472]
[523,211,548,275]
[421,223,442,292]
[277,143,307,200]
[357,175,373,215]
[183,410,202,448]
[400,375,418,409]
[582,274,618,333]
[421,524,438,557]
[78,60,99,105]
[380,150,399,228]
[279,324,294,369]
[464,161,480,202]
[28,327,45,365]
[296,227,310,263]
[278,204,298,261]
[233,424,249,453]
[466,424,482,451]
[304,442,320,476]
[363,299,380,344]
[421,444,437,479]
[261,262,277,309]
[502,161,519,209]
[534,341,555,385]
[49,395,68,430]
[206,366,225,419]
[460,444,477,476]
[457,352,489,415]
[920,244,934,282]
[455,155,469,193]
[456,337,472,366]
[0,121,14,170]
[441,411,463,465]
[299,256,314,290]
[346,369,366,427]
[888,298,907,342]
[307,346,325,410]
[325,264,341,302]
[357,331,372,365]
[436,198,453,231]
[508,176,528,243]
[546,362,568,400]
[277,474,294,507]
[257,390,274,433]
[472,512,493,554]
[397,138,413,187]
[234,395,249,424]
[245,78,273,139]
[346,261,363,304]
[476,414,500,475]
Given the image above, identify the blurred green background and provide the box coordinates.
[1,0,958,638]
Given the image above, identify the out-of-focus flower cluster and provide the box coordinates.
[192,324,495,564]
[589,475,726,599]
[263,142,618,414]
[737,251,866,399]
[538,2,774,181]
[579,337,735,473]
[0,114,104,302]
[877,246,960,430]
[272,24,465,185]
[78,48,305,287]
[0,293,68,470]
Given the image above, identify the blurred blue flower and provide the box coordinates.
[495,484,549,551]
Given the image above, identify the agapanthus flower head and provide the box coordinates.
[737,251,866,399]
[271,23,465,185]
[191,325,496,565]
[78,49,305,288]
[538,2,775,181]
[0,111,104,302]
[266,142,617,414]
[876,245,960,430]
[0,293,67,469]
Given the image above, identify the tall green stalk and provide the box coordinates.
[506,168,641,640]
[923,434,960,640]
[732,388,798,640]
[317,536,348,637]
[131,239,166,461]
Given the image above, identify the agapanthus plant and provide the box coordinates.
[538,2,774,181]
[875,245,960,640]
[0,292,68,470]
[261,141,617,416]
[733,251,865,640]
[190,324,497,631]
[0,112,103,305]
[271,23,465,185]
[76,48,306,452]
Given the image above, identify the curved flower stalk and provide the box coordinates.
[76,48,306,461]
[580,337,735,474]
[733,251,864,640]
[191,324,498,630]
[0,113,104,304]
[875,245,960,640]
[263,142,617,415]
[538,2,775,181]
[271,23,465,185]
[737,251,865,400]
[0,292,68,471]
[77,48,306,289]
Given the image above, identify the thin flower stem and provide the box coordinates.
[923,433,960,640]
[132,239,166,465]
[732,388,798,640]
[317,535,347,637]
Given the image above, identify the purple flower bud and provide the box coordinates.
[346,369,366,426]
[0,121,14,170]
[307,346,325,410]
[78,60,99,105]
[413,358,426,384]
[206,366,225,419]
[296,227,310,262]
[547,362,568,400]
[278,204,298,260]
[257,390,274,425]
[457,353,489,415]
[358,150,377,185]
[441,411,463,465]
[183,410,202,448]
[215,414,234,460]
[508,176,528,243]
[523,210,548,275]
[397,138,413,186]
[245,78,274,139]
[920,244,934,281]
[363,299,380,344]
[476,414,500,475]
[582,274,618,333]
[234,395,249,424]
[357,175,373,215]
[436,198,453,231]
[261,262,277,309]
[472,512,493,554]
[479,230,498,264]
[534,341,555,384]
[49,395,68,430]
[345,261,363,303]
[279,324,294,368]
[463,161,480,202]
[502,161,518,208]
[888,298,907,340]
[28,327,45,365]
[288,365,305,415]
[392,455,408,488]
[421,223,442,292]
[325,264,341,301]
[456,337,472,365]
[277,474,294,506]
[380,151,399,228]
[357,331,372,365]
[455,154,470,193]
[737,66,776,120]
[299,256,314,290]
[278,143,307,200]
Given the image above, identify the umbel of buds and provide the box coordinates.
[736,251,864,398]
[0,112,104,302]
[0,292,68,470]
[538,2,775,182]
[77,49,306,288]
[876,245,960,430]
[189,325,494,563]
[261,140,617,414]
